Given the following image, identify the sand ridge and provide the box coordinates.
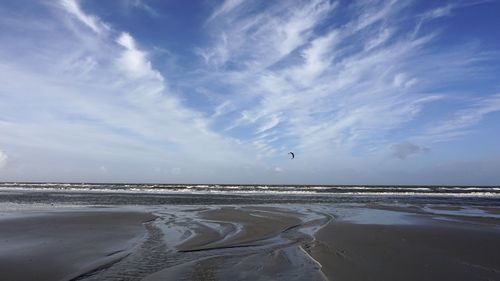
[1,204,499,280]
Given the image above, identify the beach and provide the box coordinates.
[0,210,156,281]
[3,0,500,280]
[0,200,499,281]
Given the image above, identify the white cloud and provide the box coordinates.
[116,32,163,81]
[411,2,485,37]
[60,0,108,34]
[365,28,393,51]
[207,0,246,23]
[129,0,159,17]
[200,0,337,69]
[194,33,229,67]
[256,115,280,134]
[296,30,339,82]
[0,150,7,169]
[213,101,230,117]
[199,0,492,162]
[423,4,454,20]
[348,0,402,33]
[392,73,417,88]
[1,0,498,183]
[0,0,256,182]
[422,94,500,142]
[275,0,337,57]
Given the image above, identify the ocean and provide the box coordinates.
[1,182,499,206]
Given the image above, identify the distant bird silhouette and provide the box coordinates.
[288,152,295,159]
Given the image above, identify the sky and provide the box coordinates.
[0,0,499,185]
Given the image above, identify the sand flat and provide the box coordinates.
[0,210,155,281]
[176,206,302,252]
[1,204,499,281]
[144,205,500,281]
[310,216,500,281]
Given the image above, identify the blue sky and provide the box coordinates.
[0,0,499,184]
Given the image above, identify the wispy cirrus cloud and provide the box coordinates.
[413,1,492,36]
[198,2,437,153]
[207,0,246,23]
[0,0,254,182]
[191,0,499,178]
[61,0,109,34]
[201,0,338,69]
[128,0,159,17]
[420,94,500,143]
[0,0,499,184]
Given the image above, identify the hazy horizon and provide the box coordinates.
[1,181,500,187]
[1,0,500,185]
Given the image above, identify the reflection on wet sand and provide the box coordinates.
[0,204,499,281]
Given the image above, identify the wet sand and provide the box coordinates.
[176,206,302,251]
[0,210,155,281]
[311,221,500,281]
[1,204,499,281]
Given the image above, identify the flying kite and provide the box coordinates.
[288,152,295,159]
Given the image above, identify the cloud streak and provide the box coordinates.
[189,0,500,181]
[199,1,457,156]
[421,94,500,143]
[0,0,499,183]
[61,0,108,34]
[0,0,255,182]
